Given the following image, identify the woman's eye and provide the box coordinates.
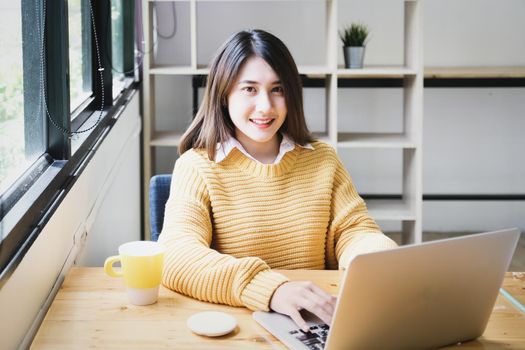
[242,86,256,93]
[272,86,284,94]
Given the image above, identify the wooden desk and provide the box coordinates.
[501,272,525,311]
[31,268,525,349]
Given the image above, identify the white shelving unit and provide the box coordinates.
[142,0,424,243]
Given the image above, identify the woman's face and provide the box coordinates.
[227,55,287,151]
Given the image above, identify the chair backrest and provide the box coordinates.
[149,174,172,241]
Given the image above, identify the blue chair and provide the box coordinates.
[149,174,172,241]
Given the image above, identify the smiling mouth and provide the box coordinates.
[250,118,275,129]
[249,118,274,126]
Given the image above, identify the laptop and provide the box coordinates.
[253,228,520,350]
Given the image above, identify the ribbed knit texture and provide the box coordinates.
[159,140,397,311]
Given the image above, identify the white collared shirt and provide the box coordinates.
[215,134,314,164]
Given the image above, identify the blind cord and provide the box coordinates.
[40,0,104,139]
[40,0,178,136]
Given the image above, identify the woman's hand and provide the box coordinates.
[269,281,337,332]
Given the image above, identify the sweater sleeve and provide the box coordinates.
[158,153,289,311]
[326,155,397,270]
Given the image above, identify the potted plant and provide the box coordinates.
[339,23,369,69]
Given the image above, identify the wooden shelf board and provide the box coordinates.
[149,65,334,76]
[298,65,333,76]
[150,131,184,147]
[337,133,416,148]
[195,66,211,75]
[337,66,417,78]
[150,66,525,79]
[424,67,525,79]
[366,199,415,221]
[149,65,209,75]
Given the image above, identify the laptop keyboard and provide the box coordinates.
[289,324,330,350]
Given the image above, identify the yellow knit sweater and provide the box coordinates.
[159,140,397,311]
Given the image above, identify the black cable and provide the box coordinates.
[155,2,177,39]
[40,0,104,137]
[105,0,177,75]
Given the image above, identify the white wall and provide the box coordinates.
[151,0,525,232]
[424,0,525,66]
[422,0,525,234]
[0,93,141,349]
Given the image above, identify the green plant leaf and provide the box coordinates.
[339,23,369,47]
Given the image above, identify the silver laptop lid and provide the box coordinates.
[326,228,520,350]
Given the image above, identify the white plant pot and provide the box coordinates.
[343,46,365,69]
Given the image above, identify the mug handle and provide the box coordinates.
[104,255,124,278]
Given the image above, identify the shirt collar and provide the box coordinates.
[215,134,313,164]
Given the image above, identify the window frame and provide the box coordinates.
[0,0,138,287]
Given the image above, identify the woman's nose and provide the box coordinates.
[255,92,272,113]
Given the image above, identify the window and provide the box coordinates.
[0,1,45,196]
[111,0,126,99]
[1,0,137,283]
[68,0,93,114]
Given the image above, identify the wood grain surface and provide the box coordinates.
[31,268,525,349]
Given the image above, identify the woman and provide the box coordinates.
[158,29,397,332]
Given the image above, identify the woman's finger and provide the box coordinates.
[296,295,333,326]
[269,281,337,330]
[288,307,309,333]
[307,283,337,313]
[301,288,335,319]
[307,282,336,301]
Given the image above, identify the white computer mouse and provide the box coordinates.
[187,311,237,337]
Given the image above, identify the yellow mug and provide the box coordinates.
[104,241,166,305]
